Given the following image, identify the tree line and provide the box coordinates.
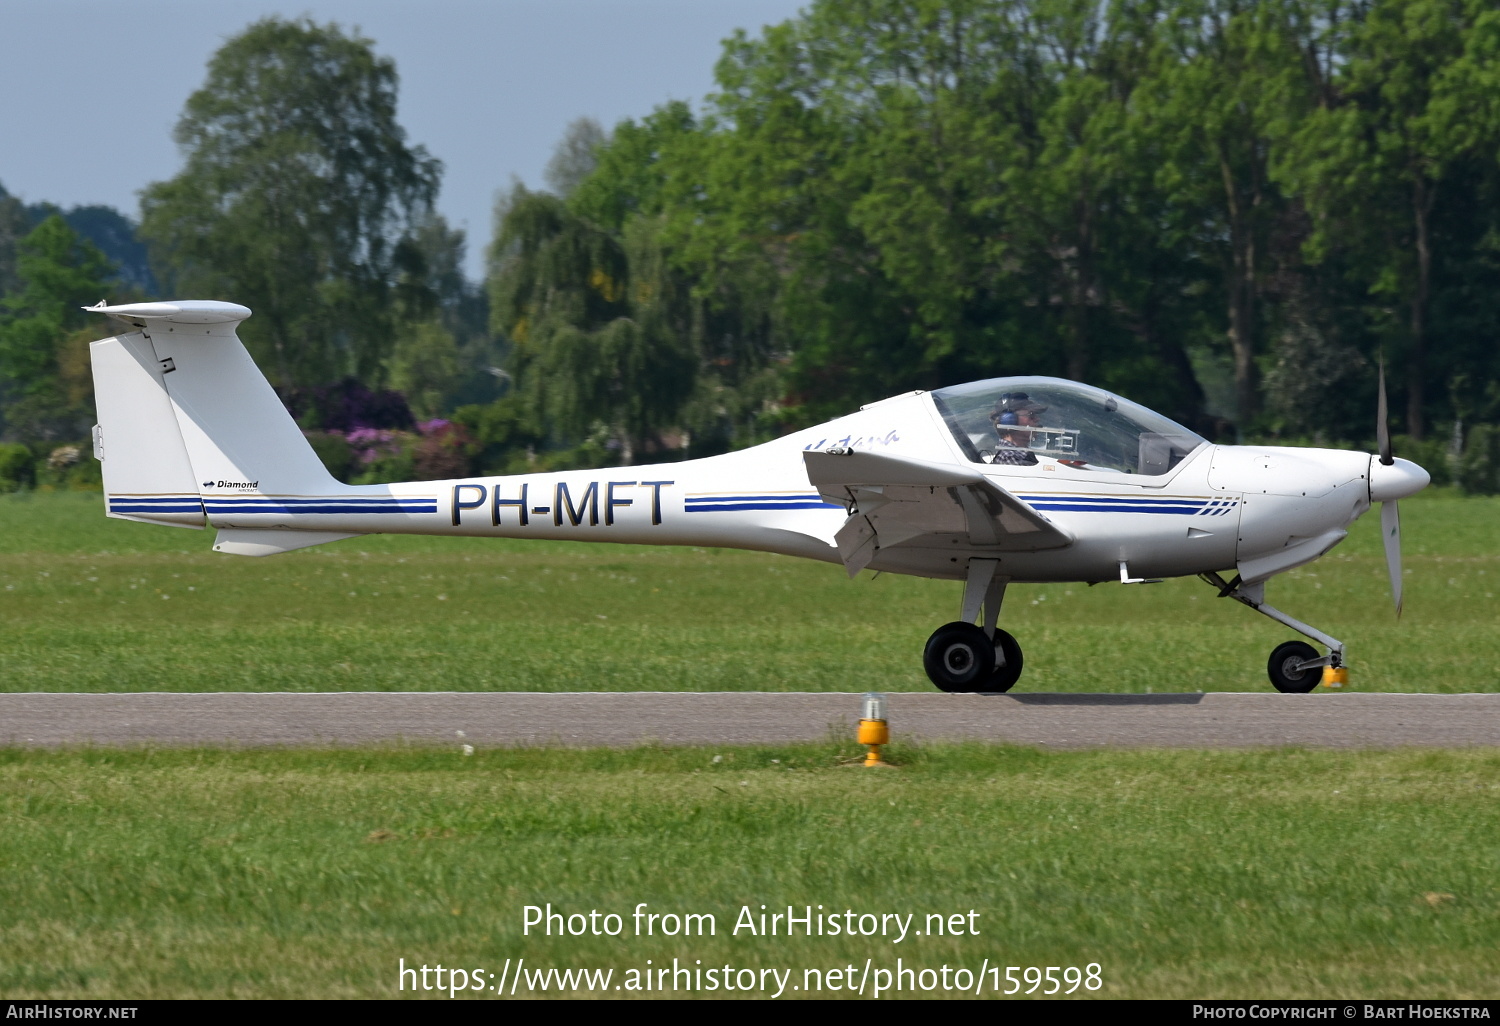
[3,2,1500,493]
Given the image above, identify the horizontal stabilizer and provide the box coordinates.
[84,300,251,325]
[212,529,355,557]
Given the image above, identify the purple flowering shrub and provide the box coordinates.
[303,419,474,484]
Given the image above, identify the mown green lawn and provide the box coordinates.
[0,744,1495,999]
[0,490,1495,693]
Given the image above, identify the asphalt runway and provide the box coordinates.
[0,691,1496,749]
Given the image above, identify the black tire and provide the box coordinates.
[985,629,1025,693]
[923,622,996,692]
[1267,640,1321,693]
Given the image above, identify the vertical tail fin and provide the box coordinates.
[88,300,344,540]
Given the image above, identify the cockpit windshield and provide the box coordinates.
[930,377,1206,476]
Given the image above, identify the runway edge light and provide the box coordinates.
[858,692,891,767]
[1321,665,1349,688]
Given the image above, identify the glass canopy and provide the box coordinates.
[930,377,1207,476]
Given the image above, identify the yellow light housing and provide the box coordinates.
[859,692,890,766]
[1321,665,1349,688]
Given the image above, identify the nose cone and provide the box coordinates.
[1369,456,1430,502]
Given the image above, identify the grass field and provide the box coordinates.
[0,744,1495,999]
[0,490,1496,693]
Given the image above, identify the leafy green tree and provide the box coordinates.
[23,202,156,292]
[484,0,1500,456]
[1128,0,1308,431]
[140,17,442,389]
[672,0,1212,423]
[574,101,785,449]
[0,216,114,443]
[1272,0,1494,439]
[389,319,462,419]
[997,0,1214,423]
[692,0,1030,418]
[388,212,496,418]
[488,182,696,463]
[481,107,737,465]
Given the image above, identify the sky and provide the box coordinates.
[0,0,807,279]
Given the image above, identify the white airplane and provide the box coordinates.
[86,300,1430,694]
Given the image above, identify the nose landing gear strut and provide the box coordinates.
[1199,572,1346,693]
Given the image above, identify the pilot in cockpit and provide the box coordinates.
[986,392,1045,465]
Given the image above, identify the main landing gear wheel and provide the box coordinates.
[923,622,995,692]
[1267,640,1321,693]
[987,628,1024,693]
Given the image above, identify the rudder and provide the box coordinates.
[90,328,205,528]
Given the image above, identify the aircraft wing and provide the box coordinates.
[803,449,1074,576]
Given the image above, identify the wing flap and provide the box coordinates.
[803,449,1072,570]
[833,514,878,577]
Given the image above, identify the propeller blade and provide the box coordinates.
[1381,500,1403,618]
[1377,357,1393,465]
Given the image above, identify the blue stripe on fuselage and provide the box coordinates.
[109,504,202,514]
[113,494,436,515]
[685,502,840,512]
[1017,494,1236,516]
[685,493,841,513]
[204,503,436,515]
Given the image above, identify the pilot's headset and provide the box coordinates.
[992,391,1032,423]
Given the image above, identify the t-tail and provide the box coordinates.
[87,300,391,556]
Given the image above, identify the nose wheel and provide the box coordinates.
[1267,640,1321,693]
